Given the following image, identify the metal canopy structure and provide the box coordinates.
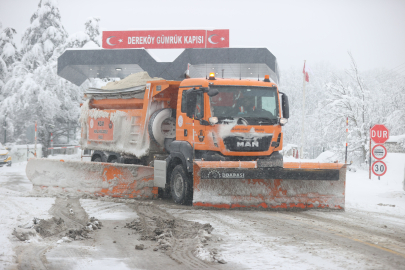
[57,48,279,86]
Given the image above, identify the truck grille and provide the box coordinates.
[223,136,272,152]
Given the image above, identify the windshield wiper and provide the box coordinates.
[242,117,278,125]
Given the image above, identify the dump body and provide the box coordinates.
[80,80,181,163]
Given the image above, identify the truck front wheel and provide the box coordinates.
[170,165,193,205]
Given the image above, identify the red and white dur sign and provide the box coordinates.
[370,124,389,144]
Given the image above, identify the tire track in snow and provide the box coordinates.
[286,210,405,259]
[234,210,405,269]
[130,202,219,269]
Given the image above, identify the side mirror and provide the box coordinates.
[207,88,219,97]
[280,92,289,119]
[185,89,198,118]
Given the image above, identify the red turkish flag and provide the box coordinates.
[206,29,229,48]
[303,62,309,82]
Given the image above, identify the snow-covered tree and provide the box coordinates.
[323,53,371,162]
[0,0,80,148]
[65,17,101,49]
[20,0,68,70]
[85,17,101,47]
[0,24,19,98]
[281,62,336,158]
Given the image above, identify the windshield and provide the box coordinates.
[209,86,279,124]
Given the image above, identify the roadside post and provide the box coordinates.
[345,117,348,163]
[51,132,54,156]
[370,124,389,180]
[35,121,37,157]
[3,113,7,144]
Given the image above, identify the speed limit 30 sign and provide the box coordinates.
[372,161,387,176]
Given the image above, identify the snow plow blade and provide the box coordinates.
[26,159,157,198]
[193,161,346,210]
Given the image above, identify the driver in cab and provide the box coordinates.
[237,98,256,114]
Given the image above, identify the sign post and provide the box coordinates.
[35,121,37,157]
[370,124,389,180]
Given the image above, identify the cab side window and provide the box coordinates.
[181,90,187,113]
[195,92,204,119]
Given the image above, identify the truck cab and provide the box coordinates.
[173,73,289,164]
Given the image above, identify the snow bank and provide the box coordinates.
[386,134,405,143]
[346,153,405,215]
[315,150,339,163]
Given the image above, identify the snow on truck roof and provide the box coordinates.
[58,48,279,86]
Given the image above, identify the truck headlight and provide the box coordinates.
[279,118,288,125]
[209,117,218,125]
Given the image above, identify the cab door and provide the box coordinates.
[193,92,207,150]
[175,89,206,149]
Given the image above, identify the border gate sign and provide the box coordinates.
[370,124,389,144]
[102,29,229,49]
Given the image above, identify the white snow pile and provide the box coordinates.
[386,134,405,143]
[101,71,163,90]
[315,150,339,163]
[12,227,40,243]
[193,229,226,264]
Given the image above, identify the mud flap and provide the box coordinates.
[26,159,157,199]
[193,161,346,210]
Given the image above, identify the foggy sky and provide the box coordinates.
[1,0,405,74]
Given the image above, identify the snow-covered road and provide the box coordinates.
[0,154,404,269]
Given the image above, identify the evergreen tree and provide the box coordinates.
[66,17,101,49]
[85,17,101,47]
[0,0,79,148]
[0,24,19,98]
[20,0,68,70]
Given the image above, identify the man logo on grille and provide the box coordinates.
[237,141,259,147]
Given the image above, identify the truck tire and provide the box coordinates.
[148,108,176,147]
[170,165,193,205]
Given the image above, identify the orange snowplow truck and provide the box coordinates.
[27,73,346,210]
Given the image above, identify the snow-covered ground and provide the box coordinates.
[346,153,405,216]
[0,153,404,269]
